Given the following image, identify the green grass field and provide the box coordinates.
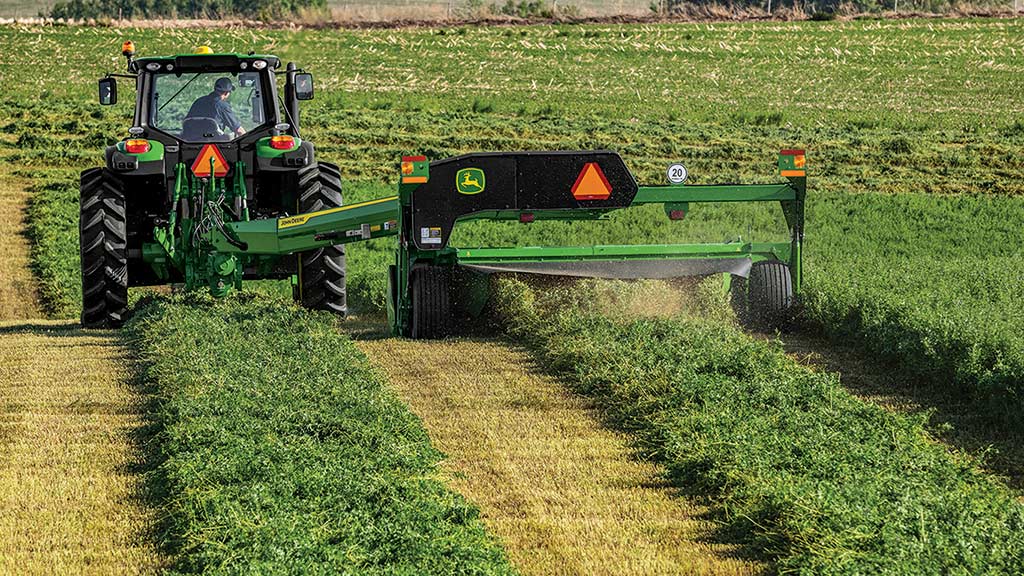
[3,18,1024,572]
[0,0,54,18]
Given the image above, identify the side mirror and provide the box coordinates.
[98,78,117,105]
[294,73,314,101]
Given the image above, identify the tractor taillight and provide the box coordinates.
[125,139,150,154]
[270,135,295,150]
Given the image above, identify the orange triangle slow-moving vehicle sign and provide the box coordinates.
[571,162,612,201]
[190,144,229,177]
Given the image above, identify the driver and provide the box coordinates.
[186,77,246,137]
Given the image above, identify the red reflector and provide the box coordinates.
[402,155,427,162]
[125,139,150,154]
[669,210,686,220]
[519,213,535,223]
[270,135,295,150]
[780,149,805,156]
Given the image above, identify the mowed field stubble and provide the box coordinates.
[0,173,165,569]
[358,336,763,575]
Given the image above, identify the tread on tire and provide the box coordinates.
[79,167,128,329]
[296,161,347,316]
[410,266,452,339]
[746,260,794,329]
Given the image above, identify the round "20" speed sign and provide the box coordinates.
[667,163,688,184]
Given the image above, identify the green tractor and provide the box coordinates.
[82,41,345,327]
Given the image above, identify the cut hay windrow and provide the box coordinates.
[493,276,1024,574]
[22,172,81,318]
[125,294,515,573]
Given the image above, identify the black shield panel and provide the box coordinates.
[410,151,637,250]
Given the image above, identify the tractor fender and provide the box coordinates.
[104,144,165,176]
[255,140,314,172]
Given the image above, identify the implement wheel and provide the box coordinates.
[410,266,451,339]
[743,260,794,329]
[296,161,347,316]
[79,168,128,329]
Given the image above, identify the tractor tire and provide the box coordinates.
[296,161,347,316]
[410,266,451,339]
[79,168,128,329]
[746,260,794,329]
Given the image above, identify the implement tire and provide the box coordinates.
[79,167,128,329]
[410,266,451,339]
[296,161,347,316]
[746,260,794,330]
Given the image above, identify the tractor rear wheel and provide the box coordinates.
[744,260,794,329]
[410,265,451,339]
[296,161,347,316]
[79,168,128,329]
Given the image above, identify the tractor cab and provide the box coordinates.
[97,44,314,166]
[148,69,269,143]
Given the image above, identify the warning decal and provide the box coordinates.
[420,227,442,244]
[570,162,612,201]
[191,144,230,177]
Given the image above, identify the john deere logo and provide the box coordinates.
[456,168,485,195]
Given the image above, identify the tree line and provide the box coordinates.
[49,0,325,20]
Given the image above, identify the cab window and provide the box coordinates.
[149,71,266,142]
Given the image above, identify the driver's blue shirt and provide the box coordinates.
[186,93,242,133]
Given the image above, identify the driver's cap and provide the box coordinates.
[214,77,234,93]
